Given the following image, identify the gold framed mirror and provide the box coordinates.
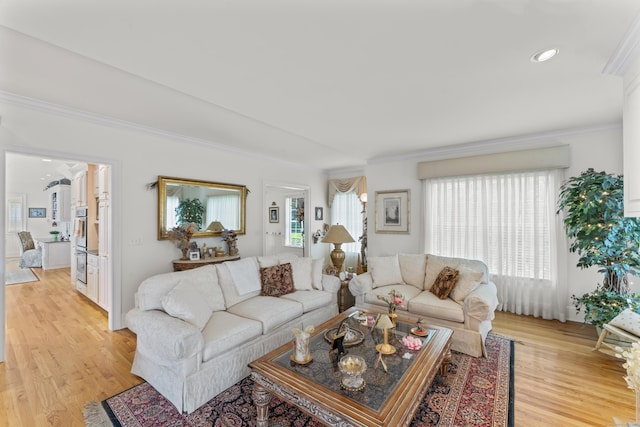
[157,176,247,240]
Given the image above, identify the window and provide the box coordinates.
[206,194,240,230]
[6,194,26,233]
[424,169,566,321]
[331,192,362,256]
[285,195,304,247]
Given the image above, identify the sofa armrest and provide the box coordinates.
[322,274,341,293]
[463,281,499,322]
[126,308,204,362]
[348,272,373,296]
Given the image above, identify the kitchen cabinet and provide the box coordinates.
[87,253,98,302]
[98,199,110,256]
[98,255,110,311]
[98,164,110,200]
[72,170,87,207]
[48,184,71,222]
[39,239,71,270]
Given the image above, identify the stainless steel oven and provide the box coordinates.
[75,206,88,249]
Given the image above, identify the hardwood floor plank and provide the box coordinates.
[0,267,636,426]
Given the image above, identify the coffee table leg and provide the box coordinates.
[440,349,452,376]
[252,384,273,427]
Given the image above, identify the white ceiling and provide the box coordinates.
[1,0,639,170]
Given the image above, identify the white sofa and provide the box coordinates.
[125,255,340,414]
[348,253,499,357]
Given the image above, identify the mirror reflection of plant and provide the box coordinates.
[175,198,205,230]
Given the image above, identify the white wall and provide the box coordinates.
[0,103,329,333]
[361,126,626,322]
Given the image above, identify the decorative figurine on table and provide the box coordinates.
[330,332,347,357]
[411,317,429,337]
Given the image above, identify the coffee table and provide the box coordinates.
[249,308,453,426]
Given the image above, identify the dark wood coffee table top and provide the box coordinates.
[249,307,453,427]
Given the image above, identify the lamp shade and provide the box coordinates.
[206,221,225,233]
[322,224,355,244]
[375,314,394,330]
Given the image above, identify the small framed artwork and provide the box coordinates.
[269,206,279,223]
[315,207,323,221]
[375,189,410,234]
[28,208,46,218]
[190,251,200,261]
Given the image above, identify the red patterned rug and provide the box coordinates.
[84,333,513,427]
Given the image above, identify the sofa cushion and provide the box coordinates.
[449,267,483,303]
[282,290,333,313]
[278,256,314,291]
[137,265,222,311]
[398,254,427,290]
[201,311,263,362]
[218,259,262,307]
[430,267,459,300]
[368,255,403,288]
[408,291,465,323]
[161,280,213,330]
[260,263,295,297]
[363,284,423,311]
[312,258,324,290]
[227,296,304,334]
[258,256,280,268]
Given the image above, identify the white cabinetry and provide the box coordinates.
[98,165,110,199]
[40,240,71,270]
[48,184,71,222]
[87,253,98,302]
[98,256,110,310]
[72,170,87,207]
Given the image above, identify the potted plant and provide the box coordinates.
[557,168,640,326]
[175,198,205,229]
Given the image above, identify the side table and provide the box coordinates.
[172,254,240,271]
[338,280,355,312]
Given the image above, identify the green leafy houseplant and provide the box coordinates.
[175,198,205,229]
[557,169,640,325]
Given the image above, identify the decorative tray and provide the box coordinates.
[323,327,365,347]
[410,327,429,337]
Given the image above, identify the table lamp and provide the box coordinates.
[322,224,355,273]
[206,221,225,233]
[375,314,396,355]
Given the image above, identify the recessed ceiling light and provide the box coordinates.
[531,48,559,63]
[41,158,52,162]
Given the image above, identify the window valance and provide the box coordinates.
[417,145,570,180]
[328,176,367,207]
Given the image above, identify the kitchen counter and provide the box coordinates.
[36,239,71,270]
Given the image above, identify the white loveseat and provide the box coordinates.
[348,253,499,357]
[125,255,340,414]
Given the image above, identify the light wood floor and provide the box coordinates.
[0,266,635,426]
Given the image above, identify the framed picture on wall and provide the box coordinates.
[375,189,410,233]
[28,208,46,218]
[315,207,323,221]
[269,206,279,223]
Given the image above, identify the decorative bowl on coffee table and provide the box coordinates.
[338,355,367,391]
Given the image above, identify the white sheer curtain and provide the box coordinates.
[166,195,179,229]
[331,192,363,269]
[206,194,240,230]
[424,169,567,321]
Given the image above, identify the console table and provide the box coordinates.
[172,254,240,271]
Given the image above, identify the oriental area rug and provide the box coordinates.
[84,333,514,427]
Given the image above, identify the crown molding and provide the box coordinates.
[0,91,317,171]
[603,13,640,76]
[366,123,622,165]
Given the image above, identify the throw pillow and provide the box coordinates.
[161,280,213,330]
[430,266,460,300]
[424,256,459,291]
[398,254,427,290]
[449,268,483,303]
[368,255,403,288]
[311,258,324,290]
[609,309,640,336]
[260,263,295,297]
[288,257,314,291]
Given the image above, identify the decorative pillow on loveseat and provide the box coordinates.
[260,263,295,297]
[430,267,459,300]
[449,267,483,303]
[609,308,640,336]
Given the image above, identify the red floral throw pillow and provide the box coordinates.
[430,266,460,300]
[260,263,295,297]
